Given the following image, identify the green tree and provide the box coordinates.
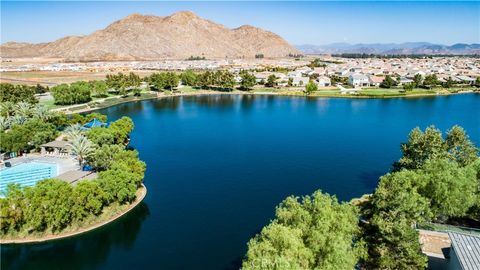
[51,82,92,105]
[240,71,256,90]
[0,119,57,153]
[106,72,135,96]
[365,171,430,270]
[24,179,74,232]
[84,112,107,124]
[86,127,115,146]
[148,72,167,90]
[71,181,106,220]
[304,81,318,95]
[443,77,455,88]
[243,191,364,270]
[413,74,423,87]
[180,70,197,86]
[418,159,477,219]
[394,126,478,171]
[87,144,123,171]
[215,70,235,90]
[91,80,108,97]
[265,74,277,87]
[164,72,180,91]
[109,116,134,144]
[128,72,141,89]
[403,83,415,91]
[369,170,432,223]
[196,71,215,89]
[287,77,293,87]
[0,83,38,104]
[445,125,479,166]
[394,126,448,171]
[148,72,179,91]
[0,184,26,233]
[365,215,428,270]
[98,168,138,203]
[423,74,439,88]
[380,75,397,89]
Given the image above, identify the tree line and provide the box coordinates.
[242,126,479,269]
[1,83,48,104]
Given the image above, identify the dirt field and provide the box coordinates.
[0,70,157,86]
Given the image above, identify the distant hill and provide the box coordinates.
[297,42,480,55]
[0,11,300,61]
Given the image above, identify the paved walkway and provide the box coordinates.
[418,229,451,259]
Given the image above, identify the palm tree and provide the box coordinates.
[10,114,27,126]
[32,105,53,121]
[15,102,32,118]
[0,116,10,132]
[63,124,83,140]
[70,136,95,166]
[0,101,15,117]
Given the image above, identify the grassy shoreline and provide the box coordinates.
[0,184,147,244]
[47,87,479,114]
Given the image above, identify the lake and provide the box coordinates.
[2,94,479,270]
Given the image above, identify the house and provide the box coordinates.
[398,77,414,85]
[350,67,362,73]
[446,232,480,270]
[316,76,331,87]
[456,75,476,84]
[312,68,326,76]
[254,72,271,83]
[287,71,302,78]
[292,77,310,86]
[368,76,384,87]
[348,74,369,87]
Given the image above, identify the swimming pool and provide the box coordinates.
[0,161,58,193]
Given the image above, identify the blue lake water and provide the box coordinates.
[2,94,479,270]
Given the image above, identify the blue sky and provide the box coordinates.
[1,1,479,45]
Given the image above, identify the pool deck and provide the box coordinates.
[1,154,97,185]
[2,154,79,174]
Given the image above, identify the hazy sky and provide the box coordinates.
[1,1,479,45]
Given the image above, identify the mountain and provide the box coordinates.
[0,11,300,61]
[297,42,480,55]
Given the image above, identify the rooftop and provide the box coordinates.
[448,232,480,270]
[40,140,71,149]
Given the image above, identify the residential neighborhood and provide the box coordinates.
[2,56,478,90]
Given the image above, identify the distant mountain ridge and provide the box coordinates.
[297,43,480,55]
[0,11,300,61]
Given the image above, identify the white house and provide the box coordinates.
[348,74,369,87]
[292,77,310,86]
[316,76,331,87]
[398,77,414,85]
[456,75,475,84]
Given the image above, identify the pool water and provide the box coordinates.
[0,161,58,193]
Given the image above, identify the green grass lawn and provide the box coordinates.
[39,99,62,109]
